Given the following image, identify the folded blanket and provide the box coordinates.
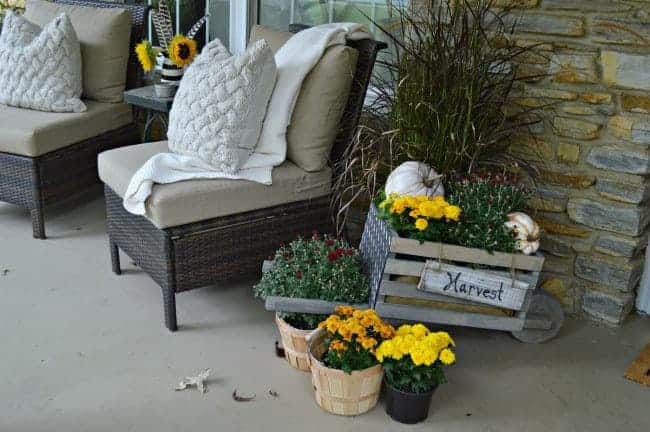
[123,23,371,216]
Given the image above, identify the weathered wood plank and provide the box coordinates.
[265,296,369,314]
[384,258,540,285]
[417,261,530,310]
[390,237,544,271]
[384,258,424,277]
[375,302,526,331]
[380,280,481,306]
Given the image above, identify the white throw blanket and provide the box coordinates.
[123,23,370,216]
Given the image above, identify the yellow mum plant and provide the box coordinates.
[376,324,456,393]
[318,306,395,374]
[377,193,462,243]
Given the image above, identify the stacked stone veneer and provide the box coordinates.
[506,0,650,325]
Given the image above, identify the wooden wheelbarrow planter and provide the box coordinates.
[265,205,564,343]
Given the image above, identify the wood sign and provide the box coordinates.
[417,260,530,310]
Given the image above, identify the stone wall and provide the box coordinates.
[507,0,650,325]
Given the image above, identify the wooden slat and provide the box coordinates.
[417,261,529,310]
[375,302,525,332]
[384,258,423,277]
[390,237,544,271]
[265,297,369,314]
[380,280,480,306]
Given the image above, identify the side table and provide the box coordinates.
[124,85,175,142]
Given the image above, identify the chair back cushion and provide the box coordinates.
[0,11,85,113]
[24,0,132,103]
[249,25,359,172]
[167,38,277,173]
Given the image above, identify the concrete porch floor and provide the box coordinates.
[1,198,648,432]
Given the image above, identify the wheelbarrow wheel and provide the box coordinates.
[511,291,565,343]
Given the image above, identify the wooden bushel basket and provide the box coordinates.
[275,314,312,372]
[307,329,383,416]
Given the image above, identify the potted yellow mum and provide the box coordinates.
[308,306,395,416]
[376,324,456,424]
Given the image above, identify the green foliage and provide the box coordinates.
[323,336,376,375]
[383,358,446,394]
[253,234,368,330]
[376,176,530,252]
[445,176,530,251]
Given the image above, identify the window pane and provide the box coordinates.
[209,0,230,48]
[258,0,406,40]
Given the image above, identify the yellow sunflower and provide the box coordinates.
[168,34,198,67]
[135,40,156,72]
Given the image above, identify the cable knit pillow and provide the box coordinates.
[167,38,277,173]
[0,11,85,113]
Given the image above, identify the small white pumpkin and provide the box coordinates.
[385,161,444,197]
[504,212,541,255]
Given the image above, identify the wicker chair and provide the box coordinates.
[103,29,387,331]
[0,0,146,239]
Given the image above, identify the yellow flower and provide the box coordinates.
[168,34,198,67]
[409,208,421,218]
[329,340,348,352]
[440,348,456,365]
[338,323,353,341]
[358,336,377,350]
[335,305,354,317]
[135,40,155,72]
[396,324,412,336]
[444,205,462,222]
[411,323,429,338]
[379,324,395,339]
[415,218,428,231]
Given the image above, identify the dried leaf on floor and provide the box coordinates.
[175,369,211,394]
[232,390,255,402]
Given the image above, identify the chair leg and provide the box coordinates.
[110,241,121,275]
[162,286,178,332]
[30,162,45,239]
[30,208,45,239]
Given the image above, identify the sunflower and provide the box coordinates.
[168,35,197,67]
[135,40,156,72]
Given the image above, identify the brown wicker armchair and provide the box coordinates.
[0,0,147,239]
[102,28,387,331]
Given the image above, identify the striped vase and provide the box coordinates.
[160,57,184,85]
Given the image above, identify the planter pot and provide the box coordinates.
[154,83,177,98]
[160,56,184,85]
[385,380,437,424]
[307,328,382,416]
[275,314,313,372]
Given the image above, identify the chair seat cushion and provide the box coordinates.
[0,101,133,157]
[98,141,332,229]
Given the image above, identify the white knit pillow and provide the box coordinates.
[167,38,277,173]
[0,12,85,113]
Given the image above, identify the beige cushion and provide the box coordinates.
[249,25,358,172]
[0,101,133,156]
[98,141,332,229]
[25,0,132,103]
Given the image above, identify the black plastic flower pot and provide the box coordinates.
[384,381,437,424]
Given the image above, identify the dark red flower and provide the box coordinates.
[325,239,335,246]
[295,270,303,279]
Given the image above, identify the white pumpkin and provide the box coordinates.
[385,161,444,197]
[504,212,540,255]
